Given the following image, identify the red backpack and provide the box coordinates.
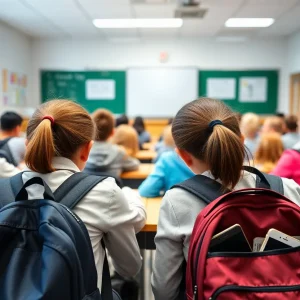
[174,166,300,300]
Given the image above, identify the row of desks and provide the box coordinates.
[122,148,160,249]
[139,196,161,250]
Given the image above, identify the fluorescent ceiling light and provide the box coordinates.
[225,18,274,28]
[93,18,183,29]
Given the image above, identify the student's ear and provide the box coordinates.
[15,125,22,137]
[25,139,28,147]
[80,141,94,162]
[241,134,245,144]
[175,148,193,167]
[109,129,115,138]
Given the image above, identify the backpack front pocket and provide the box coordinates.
[203,247,300,300]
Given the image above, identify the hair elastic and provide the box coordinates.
[42,115,55,126]
[208,120,223,131]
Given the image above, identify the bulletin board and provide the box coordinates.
[199,70,279,114]
[41,70,126,114]
[2,69,27,106]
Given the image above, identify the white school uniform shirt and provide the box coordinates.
[22,157,146,289]
[151,170,300,300]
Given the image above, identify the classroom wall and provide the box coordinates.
[32,37,289,115]
[288,31,300,74]
[0,22,33,115]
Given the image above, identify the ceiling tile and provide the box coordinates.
[133,4,176,18]
[78,0,133,19]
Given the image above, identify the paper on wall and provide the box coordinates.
[207,78,236,100]
[239,77,267,102]
[86,79,115,100]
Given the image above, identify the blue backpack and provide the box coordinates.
[0,172,121,300]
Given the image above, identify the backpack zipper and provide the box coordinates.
[193,285,198,300]
[63,206,81,223]
[209,284,300,300]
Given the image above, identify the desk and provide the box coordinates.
[136,150,156,163]
[138,196,162,250]
[142,142,154,151]
[121,163,154,188]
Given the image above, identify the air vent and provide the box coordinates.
[175,6,207,18]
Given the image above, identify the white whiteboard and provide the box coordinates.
[127,68,198,117]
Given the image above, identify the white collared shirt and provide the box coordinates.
[22,157,146,288]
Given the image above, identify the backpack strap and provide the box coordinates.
[243,166,284,194]
[172,166,284,204]
[0,173,24,208]
[0,138,17,166]
[172,175,228,205]
[53,172,107,209]
[54,172,116,300]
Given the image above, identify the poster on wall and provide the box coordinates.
[2,69,27,106]
[239,77,267,102]
[207,78,236,100]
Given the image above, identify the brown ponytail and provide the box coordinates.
[172,98,245,190]
[25,99,94,173]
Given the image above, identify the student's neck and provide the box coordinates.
[0,131,15,139]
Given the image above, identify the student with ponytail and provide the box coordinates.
[22,99,146,289]
[151,98,300,300]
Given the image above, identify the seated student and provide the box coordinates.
[111,124,140,166]
[282,115,300,149]
[254,133,284,173]
[240,112,260,157]
[261,116,285,135]
[115,114,129,127]
[151,98,300,300]
[272,141,300,185]
[139,125,194,198]
[0,112,26,166]
[133,116,151,146]
[154,125,175,163]
[139,151,194,198]
[85,109,139,178]
[18,99,146,289]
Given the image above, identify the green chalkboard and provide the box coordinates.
[199,70,278,114]
[41,70,126,114]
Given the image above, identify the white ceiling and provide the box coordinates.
[0,0,300,40]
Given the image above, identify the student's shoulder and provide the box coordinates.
[281,177,300,204]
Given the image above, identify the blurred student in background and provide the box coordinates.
[115,114,129,127]
[0,112,26,166]
[139,125,194,198]
[261,116,285,135]
[240,112,260,157]
[272,139,300,185]
[85,109,139,179]
[133,116,151,147]
[254,133,284,173]
[112,125,140,167]
[282,115,300,149]
[154,125,175,163]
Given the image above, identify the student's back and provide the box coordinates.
[85,109,139,178]
[139,151,194,198]
[15,100,145,289]
[272,141,300,185]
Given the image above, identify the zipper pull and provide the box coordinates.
[193,285,198,300]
